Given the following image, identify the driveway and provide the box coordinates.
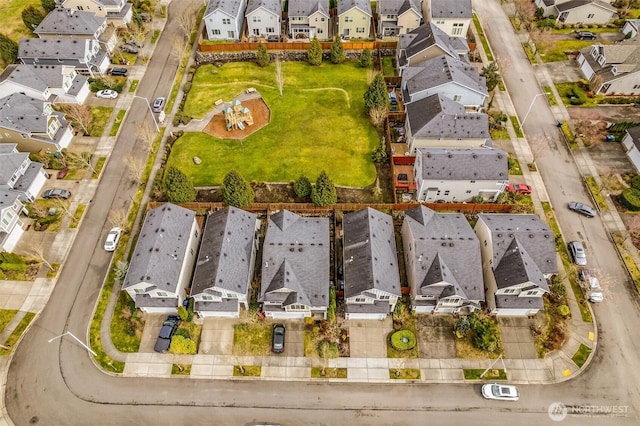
[416,315,457,359]
[138,314,165,353]
[198,317,236,355]
[498,317,537,359]
[346,318,393,358]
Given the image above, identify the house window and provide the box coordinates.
[226,293,237,298]
[380,295,390,300]
[212,29,221,35]
[318,29,323,34]
[253,29,260,35]
[228,31,235,38]
[453,95,462,102]
[436,19,445,25]
[134,288,145,294]
[194,230,198,238]
[503,289,517,294]
[634,85,640,90]
[444,190,450,195]
[253,16,261,22]
[157,291,168,297]
[190,248,194,256]
[386,15,396,20]
[356,27,365,33]
[266,27,275,33]
[452,23,464,36]
[466,190,472,194]
[202,295,214,301]
[321,18,325,21]
[222,18,231,25]
[443,297,461,305]
[526,290,538,296]
[587,14,594,19]
[355,297,366,303]
[289,304,306,311]
[345,16,353,22]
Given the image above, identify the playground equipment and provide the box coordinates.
[224,98,254,131]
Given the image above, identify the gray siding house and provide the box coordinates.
[288,0,330,40]
[343,208,401,320]
[577,40,640,95]
[203,0,246,41]
[0,144,48,203]
[18,38,110,76]
[122,203,201,314]
[260,210,330,319]
[622,126,640,173]
[191,207,260,318]
[423,0,472,37]
[396,22,468,72]
[402,205,484,314]
[0,64,90,104]
[475,214,558,317]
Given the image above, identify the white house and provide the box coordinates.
[0,190,27,252]
[475,214,557,317]
[414,147,508,202]
[622,19,640,39]
[423,0,472,37]
[60,0,133,27]
[0,144,48,203]
[622,126,640,173]
[576,41,640,95]
[288,0,330,40]
[246,0,281,39]
[0,64,90,104]
[376,0,422,38]
[19,38,110,76]
[122,204,201,314]
[203,0,246,41]
[337,0,372,39]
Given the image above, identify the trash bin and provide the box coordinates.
[604,134,615,142]
[556,121,563,128]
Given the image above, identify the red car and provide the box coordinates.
[506,183,532,195]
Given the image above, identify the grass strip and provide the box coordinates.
[0,313,35,356]
[572,344,592,367]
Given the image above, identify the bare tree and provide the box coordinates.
[369,105,388,128]
[170,37,188,66]
[531,28,557,58]
[69,152,96,175]
[527,134,550,169]
[136,120,157,152]
[177,6,198,41]
[60,104,93,136]
[124,154,145,183]
[513,0,537,30]
[114,260,129,283]
[52,199,74,221]
[108,209,129,230]
[27,242,55,271]
[275,58,284,97]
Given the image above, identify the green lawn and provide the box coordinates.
[572,344,592,367]
[0,310,18,333]
[109,110,127,136]
[0,312,35,356]
[1,0,40,46]
[90,106,113,137]
[69,204,86,229]
[538,40,598,62]
[233,322,272,356]
[473,13,494,62]
[171,62,377,186]
[382,57,395,76]
[554,82,605,107]
[463,368,507,380]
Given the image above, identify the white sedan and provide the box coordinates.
[481,384,519,401]
[104,227,122,252]
[96,89,118,99]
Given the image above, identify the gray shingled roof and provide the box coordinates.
[122,203,196,293]
[195,298,239,313]
[1,64,87,99]
[404,205,484,302]
[0,152,28,185]
[205,0,246,18]
[343,208,401,299]
[477,214,557,277]
[0,190,20,210]
[627,126,640,150]
[430,0,472,19]
[556,0,616,13]
[579,41,640,84]
[246,0,281,15]
[19,38,92,60]
[406,93,489,139]
[288,0,329,17]
[398,22,465,66]
[495,293,544,310]
[345,300,392,314]
[35,7,105,36]
[493,237,549,290]
[260,210,329,309]
[0,93,50,134]
[403,55,487,101]
[338,0,372,16]
[191,207,257,297]
[13,161,44,192]
[378,0,421,17]
[415,147,508,180]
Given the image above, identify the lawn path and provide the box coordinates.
[197,81,277,90]
[301,87,351,108]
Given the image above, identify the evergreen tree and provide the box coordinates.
[481,62,500,92]
[221,170,255,207]
[163,167,197,203]
[307,36,322,66]
[22,6,46,32]
[256,42,270,67]
[0,34,18,67]
[360,48,372,68]
[41,0,56,12]
[294,175,312,198]
[330,35,345,64]
[363,74,389,114]
[311,171,337,206]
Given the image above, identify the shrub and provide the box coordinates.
[294,175,312,198]
[183,82,192,93]
[569,87,587,105]
[222,170,255,207]
[163,166,196,202]
[621,188,640,211]
[174,328,191,339]
[455,315,471,338]
[307,36,322,66]
[169,335,196,354]
[557,305,570,317]
[363,74,389,114]
[327,304,336,323]
[0,34,18,67]
[177,306,188,322]
[469,313,499,352]
[631,175,640,190]
[311,171,337,206]
[256,42,270,67]
[172,111,192,126]
[0,263,27,272]
[186,297,195,322]
[360,48,372,68]
[390,330,417,351]
[330,35,345,64]
[372,139,388,163]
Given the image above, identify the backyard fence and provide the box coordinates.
[198,40,398,52]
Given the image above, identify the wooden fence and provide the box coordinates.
[198,40,398,52]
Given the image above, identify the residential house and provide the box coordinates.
[203,0,246,41]
[402,205,484,314]
[18,38,110,76]
[190,207,260,318]
[0,64,90,104]
[423,0,472,37]
[337,0,372,39]
[475,214,557,317]
[540,0,617,25]
[246,0,281,39]
[0,190,27,252]
[260,210,330,319]
[405,93,491,153]
[342,208,401,320]
[60,0,133,27]
[0,144,48,203]
[396,22,469,72]
[576,40,640,95]
[622,19,640,39]
[288,0,330,40]
[0,93,74,153]
[122,203,200,314]
[414,147,508,202]
[622,125,640,173]
[401,55,488,109]
[34,7,117,53]
[376,0,422,38]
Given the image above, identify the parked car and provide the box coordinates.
[575,31,596,40]
[482,384,519,401]
[42,188,71,199]
[154,315,180,352]
[578,269,603,303]
[272,323,286,353]
[126,39,144,48]
[152,97,166,113]
[104,227,122,252]
[120,44,138,54]
[108,67,128,77]
[568,202,596,218]
[506,183,532,195]
[96,89,118,99]
[568,241,587,266]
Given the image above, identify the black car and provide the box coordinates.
[272,323,285,353]
[154,315,180,352]
[42,188,71,199]
[108,67,128,77]
[575,31,596,40]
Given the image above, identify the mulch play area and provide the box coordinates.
[202,97,271,140]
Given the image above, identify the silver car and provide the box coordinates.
[568,241,587,266]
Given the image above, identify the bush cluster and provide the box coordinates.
[621,188,640,211]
